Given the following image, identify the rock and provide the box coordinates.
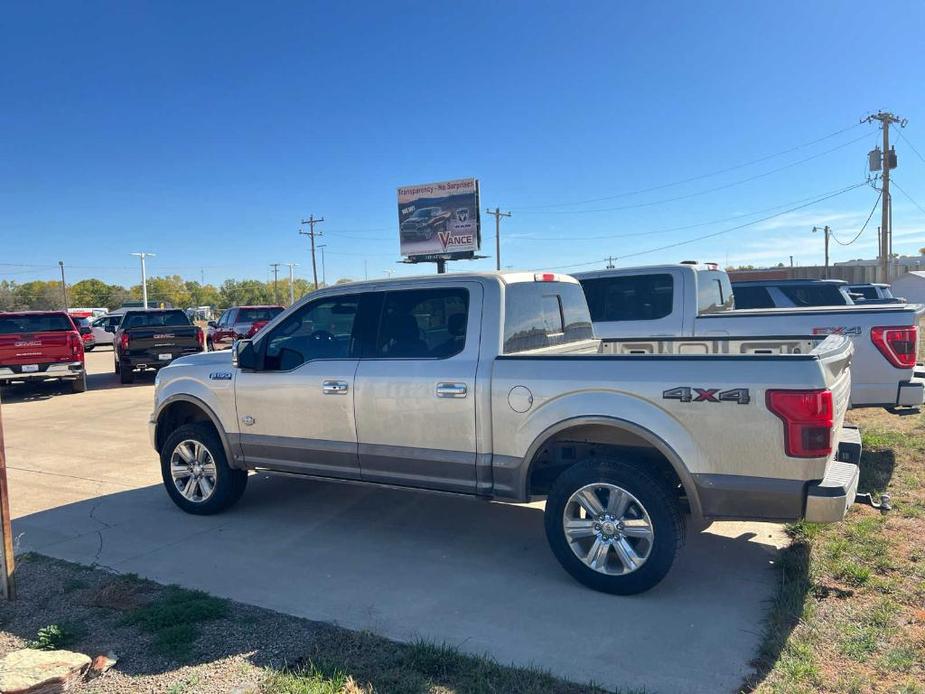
[86,651,117,679]
[0,648,91,693]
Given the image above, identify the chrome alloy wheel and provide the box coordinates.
[562,483,654,576]
[169,439,218,503]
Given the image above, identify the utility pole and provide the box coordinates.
[299,215,324,290]
[269,263,281,305]
[812,226,831,279]
[485,207,511,271]
[317,244,327,287]
[606,256,615,269]
[130,252,155,310]
[58,261,68,310]
[863,111,906,282]
[285,263,298,305]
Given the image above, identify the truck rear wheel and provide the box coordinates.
[118,360,134,384]
[161,424,247,515]
[544,459,683,595]
[70,371,87,393]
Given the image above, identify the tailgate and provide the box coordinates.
[125,327,200,357]
[811,334,853,434]
[0,332,73,366]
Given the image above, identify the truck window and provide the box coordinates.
[238,307,283,322]
[263,297,360,370]
[504,282,593,353]
[0,314,73,333]
[122,310,191,328]
[779,284,847,306]
[852,286,878,300]
[375,288,469,359]
[696,271,733,314]
[579,274,673,322]
[731,285,776,309]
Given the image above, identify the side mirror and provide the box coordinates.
[105,326,115,333]
[79,326,91,335]
[208,321,217,328]
[233,339,258,370]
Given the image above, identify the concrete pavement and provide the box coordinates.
[4,349,789,693]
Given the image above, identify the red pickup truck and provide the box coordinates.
[0,311,87,393]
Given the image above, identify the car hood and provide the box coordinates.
[169,350,233,368]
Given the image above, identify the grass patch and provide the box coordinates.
[749,412,925,692]
[122,585,228,660]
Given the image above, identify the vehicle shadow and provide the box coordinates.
[86,370,156,391]
[10,475,787,691]
[0,381,79,403]
[857,447,895,495]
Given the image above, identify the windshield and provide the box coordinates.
[411,208,437,219]
[238,307,283,322]
[0,314,74,334]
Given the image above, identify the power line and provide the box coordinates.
[896,129,925,165]
[546,180,869,270]
[890,179,925,217]
[830,190,882,246]
[512,123,865,211]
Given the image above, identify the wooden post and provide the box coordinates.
[0,396,16,599]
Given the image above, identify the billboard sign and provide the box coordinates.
[397,178,480,259]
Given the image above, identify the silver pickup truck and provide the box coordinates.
[150,272,860,594]
[576,263,924,410]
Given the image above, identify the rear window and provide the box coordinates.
[779,284,848,307]
[696,271,734,314]
[0,314,74,334]
[122,310,191,329]
[579,274,674,322]
[503,282,594,353]
[238,307,283,322]
[851,286,879,300]
[732,285,776,309]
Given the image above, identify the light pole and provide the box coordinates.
[58,261,68,311]
[130,252,155,310]
[317,244,327,287]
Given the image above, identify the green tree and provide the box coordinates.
[141,275,193,308]
[219,279,272,307]
[15,280,64,310]
[70,278,112,307]
[0,281,22,311]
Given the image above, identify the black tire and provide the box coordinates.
[70,371,87,393]
[160,423,247,515]
[206,339,213,352]
[544,459,683,595]
[118,360,134,384]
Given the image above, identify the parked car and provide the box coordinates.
[0,311,87,392]
[731,278,856,309]
[150,272,860,595]
[89,314,123,347]
[70,316,97,352]
[114,309,204,384]
[575,264,923,411]
[207,305,284,351]
[848,283,905,304]
[399,207,452,242]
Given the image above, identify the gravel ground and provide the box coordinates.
[0,554,341,693]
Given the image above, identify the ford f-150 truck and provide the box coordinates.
[149,272,861,594]
[114,309,204,384]
[576,264,924,411]
[0,311,87,392]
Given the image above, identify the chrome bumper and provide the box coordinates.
[0,362,83,382]
[805,459,860,523]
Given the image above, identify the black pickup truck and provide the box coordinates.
[113,309,203,384]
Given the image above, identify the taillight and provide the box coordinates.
[870,325,918,368]
[196,326,205,350]
[766,389,834,458]
[247,320,268,337]
[119,332,130,352]
[67,331,83,359]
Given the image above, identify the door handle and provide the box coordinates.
[322,380,349,394]
[435,382,468,398]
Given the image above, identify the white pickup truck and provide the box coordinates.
[576,263,924,411]
[150,272,860,594]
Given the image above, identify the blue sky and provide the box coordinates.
[3,1,924,287]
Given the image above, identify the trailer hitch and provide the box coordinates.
[855,492,891,513]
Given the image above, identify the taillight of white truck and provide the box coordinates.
[766,389,834,458]
[870,325,919,368]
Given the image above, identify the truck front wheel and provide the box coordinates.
[544,460,683,595]
[161,424,247,515]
